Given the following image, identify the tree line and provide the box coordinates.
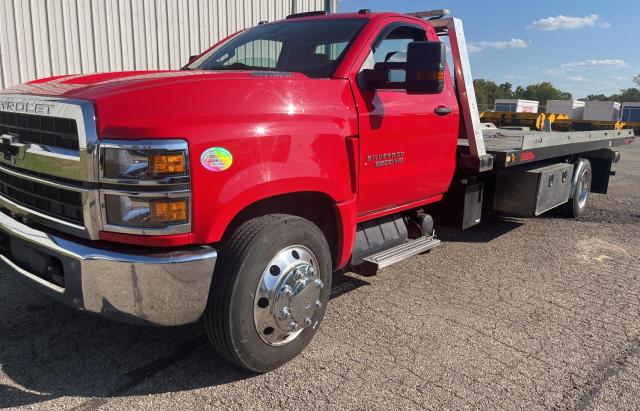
[474,75,640,111]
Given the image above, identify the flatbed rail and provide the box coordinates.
[479,128,635,168]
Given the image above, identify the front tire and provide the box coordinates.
[204,214,332,372]
[560,159,592,218]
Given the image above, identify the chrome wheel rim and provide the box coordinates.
[254,245,324,346]
[577,169,591,209]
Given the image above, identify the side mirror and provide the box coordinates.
[405,41,446,94]
[359,42,447,93]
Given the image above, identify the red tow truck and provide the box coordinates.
[0,9,635,371]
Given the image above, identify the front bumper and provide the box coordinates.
[0,210,217,326]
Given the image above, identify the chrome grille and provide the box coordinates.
[0,167,84,224]
[0,94,100,239]
[0,111,79,151]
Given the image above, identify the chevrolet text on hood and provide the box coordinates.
[0,99,53,114]
[0,9,635,373]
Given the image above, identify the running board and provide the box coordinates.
[359,236,441,275]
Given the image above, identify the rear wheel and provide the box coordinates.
[204,214,332,372]
[560,159,592,218]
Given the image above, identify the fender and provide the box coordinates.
[201,176,353,245]
[335,197,358,269]
[201,183,358,269]
[569,159,589,199]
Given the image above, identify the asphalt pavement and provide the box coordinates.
[1,141,639,410]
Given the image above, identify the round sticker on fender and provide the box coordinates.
[201,147,233,172]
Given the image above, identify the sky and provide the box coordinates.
[338,0,640,99]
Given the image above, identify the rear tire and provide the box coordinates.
[560,159,592,218]
[204,214,332,372]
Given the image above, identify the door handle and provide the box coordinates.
[434,106,453,116]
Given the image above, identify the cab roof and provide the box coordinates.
[270,11,425,25]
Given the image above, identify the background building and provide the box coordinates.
[0,0,336,89]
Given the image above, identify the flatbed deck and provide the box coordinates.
[477,128,635,168]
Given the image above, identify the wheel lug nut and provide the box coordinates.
[314,279,324,289]
[315,300,322,309]
[278,307,291,320]
[282,285,293,298]
[289,321,299,331]
[304,318,312,327]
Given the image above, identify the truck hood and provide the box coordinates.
[2,70,300,100]
[2,70,356,143]
[1,70,361,247]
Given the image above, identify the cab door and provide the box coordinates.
[352,22,459,216]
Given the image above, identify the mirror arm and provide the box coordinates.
[360,69,391,89]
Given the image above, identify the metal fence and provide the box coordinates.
[0,0,335,89]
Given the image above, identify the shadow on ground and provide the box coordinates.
[0,270,369,408]
[436,216,524,243]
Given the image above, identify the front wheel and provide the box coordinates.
[204,214,332,372]
[560,159,592,218]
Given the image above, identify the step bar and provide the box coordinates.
[359,236,441,275]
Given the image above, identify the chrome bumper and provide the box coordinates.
[0,210,217,326]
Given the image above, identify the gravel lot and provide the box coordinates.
[1,141,639,410]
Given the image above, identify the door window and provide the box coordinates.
[361,26,427,82]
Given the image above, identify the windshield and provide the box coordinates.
[187,19,367,78]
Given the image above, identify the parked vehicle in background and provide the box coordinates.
[546,100,585,120]
[0,9,635,372]
[584,101,622,122]
[494,99,540,113]
[621,102,640,123]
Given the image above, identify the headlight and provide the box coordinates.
[104,195,189,228]
[101,140,189,182]
[99,140,191,235]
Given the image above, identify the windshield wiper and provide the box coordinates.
[202,62,257,71]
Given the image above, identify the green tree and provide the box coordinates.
[582,89,640,103]
[496,82,514,99]
[619,88,640,103]
[519,82,572,105]
[474,79,498,111]
[583,94,611,102]
[635,74,640,88]
[474,80,572,111]
[473,79,517,111]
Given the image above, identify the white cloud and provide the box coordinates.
[559,78,627,99]
[530,14,610,31]
[505,75,525,80]
[467,39,529,53]
[561,59,629,69]
[546,60,629,78]
[611,76,630,82]
[566,75,589,82]
[545,68,567,76]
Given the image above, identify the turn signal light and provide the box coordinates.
[416,70,446,81]
[151,200,188,223]
[149,153,186,176]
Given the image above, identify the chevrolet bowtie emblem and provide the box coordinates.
[1,133,28,163]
